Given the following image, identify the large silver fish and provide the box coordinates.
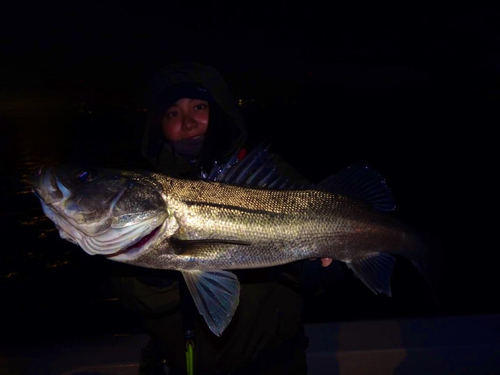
[32,152,429,336]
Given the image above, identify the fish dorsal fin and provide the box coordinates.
[316,164,396,212]
[224,141,272,185]
[205,152,240,182]
[182,270,240,336]
[201,142,310,190]
[347,253,396,296]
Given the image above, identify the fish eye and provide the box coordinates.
[76,170,93,183]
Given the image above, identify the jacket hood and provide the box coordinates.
[142,62,247,177]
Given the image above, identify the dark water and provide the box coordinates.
[0,90,147,345]
[0,85,496,347]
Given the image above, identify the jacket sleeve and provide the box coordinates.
[110,264,181,317]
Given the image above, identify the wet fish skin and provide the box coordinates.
[33,165,428,336]
[125,175,417,271]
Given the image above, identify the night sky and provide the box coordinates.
[3,3,499,88]
[1,1,499,345]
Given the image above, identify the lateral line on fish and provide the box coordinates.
[34,163,434,337]
[171,238,251,246]
[182,200,275,216]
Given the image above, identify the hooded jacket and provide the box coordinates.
[142,62,248,178]
[112,63,309,375]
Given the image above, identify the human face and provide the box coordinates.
[161,98,209,141]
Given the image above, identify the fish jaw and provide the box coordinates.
[38,192,168,256]
[106,213,180,261]
[33,165,171,257]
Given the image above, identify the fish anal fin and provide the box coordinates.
[182,270,240,336]
[347,253,396,297]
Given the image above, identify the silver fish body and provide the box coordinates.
[33,165,428,336]
[128,176,419,271]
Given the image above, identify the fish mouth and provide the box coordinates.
[105,221,166,260]
[39,199,167,258]
[33,164,172,261]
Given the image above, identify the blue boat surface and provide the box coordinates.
[2,314,499,375]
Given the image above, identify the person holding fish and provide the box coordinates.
[33,61,435,375]
[110,62,337,375]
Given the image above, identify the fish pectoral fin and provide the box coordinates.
[347,253,396,297]
[182,270,240,336]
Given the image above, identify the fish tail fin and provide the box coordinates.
[388,225,442,308]
[346,233,442,307]
[408,234,443,308]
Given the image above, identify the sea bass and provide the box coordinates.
[32,156,429,336]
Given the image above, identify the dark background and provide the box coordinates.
[0,1,498,347]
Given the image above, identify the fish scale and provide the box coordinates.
[33,164,430,336]
[124,176,415,272]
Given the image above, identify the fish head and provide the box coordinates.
[32,165,170,258]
